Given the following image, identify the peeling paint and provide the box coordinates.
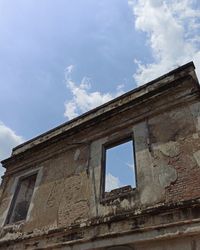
[74,149,80,161]
[159,141,180,157]
[158,165,177,188]
[193,150,200,167]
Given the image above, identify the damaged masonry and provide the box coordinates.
[1,62,200,249]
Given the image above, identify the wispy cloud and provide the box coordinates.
[129,0,200,85]
[105,172,122,192]
[126,162,135,170]
[64,65,124,120]
[0,122,24,176]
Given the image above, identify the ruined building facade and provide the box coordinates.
[1,62,200,249]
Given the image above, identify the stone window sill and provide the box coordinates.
[2,220,25,234]
[100,185,136,204]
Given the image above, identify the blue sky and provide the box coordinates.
[0,0,200,188]
[105,141,136,192]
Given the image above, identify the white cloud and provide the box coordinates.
[105,172,122,192]
[126,162,135,170]
[64,65,124,120]
[0,122,24,176]
[129,0,200,85]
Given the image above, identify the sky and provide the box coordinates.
[0,0,200,189]
[105,141,136,192]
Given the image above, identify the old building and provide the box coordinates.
[0,62,200,249]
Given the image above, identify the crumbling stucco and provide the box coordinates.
[0,62,200,249]
[193,150,200,167]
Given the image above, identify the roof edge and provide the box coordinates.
[4,61,196,160]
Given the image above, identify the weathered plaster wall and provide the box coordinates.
[1,98,200,231]
[23,145,92,232]
[90,101,200,218]
[0,66,200,248]
[2,98,200,234]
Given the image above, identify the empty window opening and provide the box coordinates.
[104,139,136,192]
[6,173,37,224]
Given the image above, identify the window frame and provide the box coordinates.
[5,170,38,225]
[100,134,137,201]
